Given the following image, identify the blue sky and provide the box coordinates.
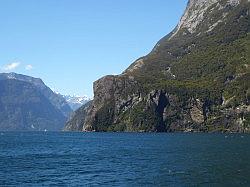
[0,0,188,97]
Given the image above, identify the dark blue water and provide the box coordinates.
[0,132,250,186]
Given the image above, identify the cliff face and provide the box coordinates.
[65,0,250,132]
[64,101,92,131]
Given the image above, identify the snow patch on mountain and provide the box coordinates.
[63,95,91,111]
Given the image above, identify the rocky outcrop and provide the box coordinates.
[171,0,244,38]
[83,75,138,131]
[190,99,206,124]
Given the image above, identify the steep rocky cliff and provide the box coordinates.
[64,101,92,131]
[65,0,250,132]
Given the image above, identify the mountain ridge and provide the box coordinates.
[62,95,90,111]
[0,72,72,117]
[65,0,250,132]
[0,72,72,131]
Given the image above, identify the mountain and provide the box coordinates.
[0,73,72,131]
[64,101,92,131]
[65,0,250,132]
[0,73,72,117]
[63,95,90,111]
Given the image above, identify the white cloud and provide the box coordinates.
[25,64,33,70]
[2,62,20,71]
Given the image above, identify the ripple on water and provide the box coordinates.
[0,132,249,186]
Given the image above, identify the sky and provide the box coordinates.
[0,0,188,97]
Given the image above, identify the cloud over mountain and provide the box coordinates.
[1,62,20,71]
[25,64,33,70]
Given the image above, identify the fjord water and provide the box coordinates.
[0,132,249,186]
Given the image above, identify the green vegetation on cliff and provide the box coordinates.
[65,0,250,133]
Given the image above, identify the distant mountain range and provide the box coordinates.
[62,95,90,111]
[0,73,73,131]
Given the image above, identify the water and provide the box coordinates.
[0,132,250,186]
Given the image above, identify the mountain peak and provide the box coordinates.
[170,0,244,38]
[0,72,44,86]
[0,72,73,117]
[63,95,91,111]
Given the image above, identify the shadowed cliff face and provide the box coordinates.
[83,75,138,131]
[0,73,74,131]
[0,79,66,131]
[65,0,250,132]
